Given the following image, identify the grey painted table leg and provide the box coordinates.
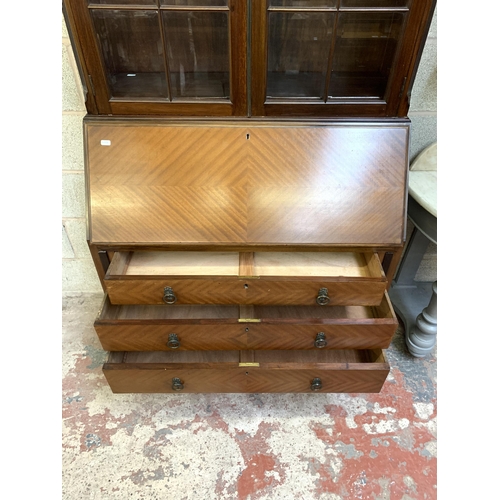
[406,281,437,357]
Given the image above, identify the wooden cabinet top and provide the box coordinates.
[85,119,409,248]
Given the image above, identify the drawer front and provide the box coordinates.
[105,278,387,306]
[94,293,397,351]
[106,278,246,305]
[96,322,396,351]
[96,323,248,352]
[104,367,389,394]
[103,350,389,394]
[247,323,396,350]
[104,368,249,394]
[104,251,387,306]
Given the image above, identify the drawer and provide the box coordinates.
[94,292,397,351]
[102,349,390,394]
[104,251,387,306]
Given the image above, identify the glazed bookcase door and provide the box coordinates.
[63,0,247,116]
[251,0,435,117]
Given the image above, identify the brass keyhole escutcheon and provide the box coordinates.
[163,286,177,304]
[310,378,322,391]
[172,377,184,391]
[316,288,330,306]
[167,333,180,349]
[314,332,327,348]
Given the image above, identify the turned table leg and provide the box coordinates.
[405,281,437,357]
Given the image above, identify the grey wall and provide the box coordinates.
[62,15,102,292]
[61,8,437,292]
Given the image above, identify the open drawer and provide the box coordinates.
[103,251,388,306]
[102,349,390,394]
[95,291,397,351]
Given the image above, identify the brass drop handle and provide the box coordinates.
[314,332,327,348]
[310,378,323,391]
[316,288,330,306]
[163,286,177,304]
[172,377,184,391]
[167,333,180,349]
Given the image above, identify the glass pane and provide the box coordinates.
[162,11,230,98]
[91,10,168,98]
[267,12,334,98]
[329,12,405,99]
[269,0,337,7]
[341,0,409,7]
[89,1,156,5]
[161,0,228,5]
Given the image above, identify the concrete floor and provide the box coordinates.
[62,292,437,500]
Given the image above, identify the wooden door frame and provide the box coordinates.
[63,0,248,116]
[250,0,436,118]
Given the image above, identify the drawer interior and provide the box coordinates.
[248,296,395,321]
[107,250,384,279]
[253,252,371,277]
[97,292,396,323]
[106,348,387,366]
[98,301,240,321]
[125,251,240,276]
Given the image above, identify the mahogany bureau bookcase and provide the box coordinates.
[85,118,406,393]
[63,0,436,394]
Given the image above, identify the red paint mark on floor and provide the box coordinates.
[237,454,278,499]
[231,422,285,499]
[314,369,437,499]
[177,410,285,498]
[315,461,339,494]
[192,410,230,435]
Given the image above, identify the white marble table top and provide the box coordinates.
[409,142,437,217]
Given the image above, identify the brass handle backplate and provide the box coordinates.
[311,377,323,391]
[172,377,184,391]
[314,332,327,348]
[163,286,177,304]
[316,288,330,306]
[167,333,180,349]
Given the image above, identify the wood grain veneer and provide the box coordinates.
[85,120,406,394]
[103,349,389,393]
[86,121,408,246]
[103,250,387,305]
[95,292,397,351]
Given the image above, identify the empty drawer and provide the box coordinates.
[103,250,387,306]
